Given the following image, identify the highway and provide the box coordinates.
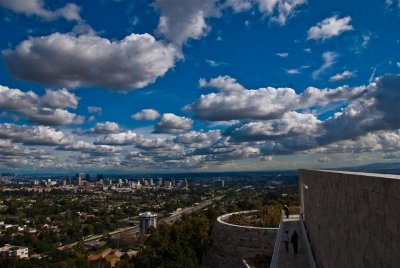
[160,195,223,225]
[57,226,139,250]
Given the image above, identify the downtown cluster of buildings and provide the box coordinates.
[67,174,189,192]
[1,173,190,193]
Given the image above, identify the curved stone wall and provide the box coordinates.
[204,210,278,268]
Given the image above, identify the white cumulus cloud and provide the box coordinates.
[277,52,289,58]
[330,70,354,82]
[154,113,193,133]
[154,0,220,45]
[41,88,79,109]
[0,0,81,21]
[0,124,74,146]
[308,16,353,41]
[88,122,122,134]
[286,69,300,74]
[228,112,321,142]
[0,85,83,125]
[94,131,141,146]
[187,75,366,121]
[132,109,160,121]
[3,33,178,91]
[199,75,246,92]
[255,0,307,25]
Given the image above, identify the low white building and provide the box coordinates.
[0,244,28,258]
[0,221,17,230]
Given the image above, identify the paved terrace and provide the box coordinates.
[276,215,311,268]
[270,213,315,268]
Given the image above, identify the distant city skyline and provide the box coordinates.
[0,0,400,173]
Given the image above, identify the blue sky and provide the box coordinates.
[0,0,399,173]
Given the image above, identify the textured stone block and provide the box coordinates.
[385,214,399,235]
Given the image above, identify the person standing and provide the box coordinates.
[291,230,299,254]
[282,230,290,253]
[283,205,289,218]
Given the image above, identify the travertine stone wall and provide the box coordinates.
[204,211,277,268]
[299,169,400,268]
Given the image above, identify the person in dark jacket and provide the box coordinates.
[283,205,289,218]
[291,230,299,254]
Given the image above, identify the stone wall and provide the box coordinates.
[204,211,278,268]
[299,169,400,268]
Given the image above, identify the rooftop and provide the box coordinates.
[139,211,157,217]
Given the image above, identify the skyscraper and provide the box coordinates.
[77,173,85,186]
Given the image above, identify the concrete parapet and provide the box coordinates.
[300,169,400,267]
[204,210,278,268]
